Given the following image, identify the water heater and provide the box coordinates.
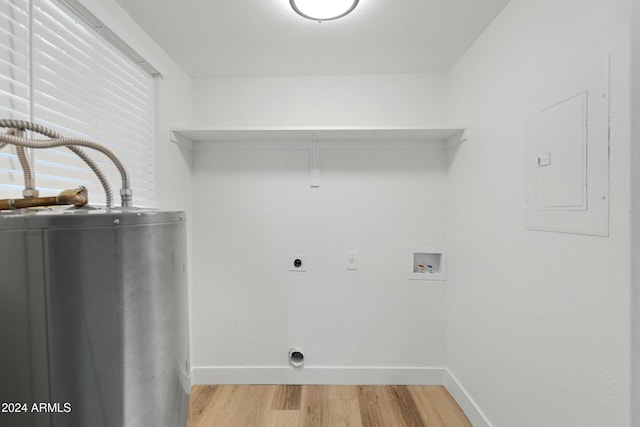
[0,209,189,427]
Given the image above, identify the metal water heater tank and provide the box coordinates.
[0,209,190,427]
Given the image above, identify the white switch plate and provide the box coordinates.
[289,254,306,272]
[537,152,551,167]
[346,251,358,270]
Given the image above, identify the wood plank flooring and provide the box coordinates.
[191,385,471,427]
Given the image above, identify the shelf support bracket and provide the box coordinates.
[444,129,469,149]
[310,136,320,188]
[169,130,194,149]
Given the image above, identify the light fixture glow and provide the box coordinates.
[290,0,360,22]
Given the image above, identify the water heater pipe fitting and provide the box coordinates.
[0,187,88,210]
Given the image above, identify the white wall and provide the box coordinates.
[189,72,451,382]
[445,0,631,426]
[631,0,640,424]
[192,73,447,127]
[191,144,448,382]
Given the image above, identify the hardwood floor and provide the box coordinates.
[191,385,471,427]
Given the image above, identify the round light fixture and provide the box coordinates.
[290,0,360,22]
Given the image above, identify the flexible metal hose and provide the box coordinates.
[15,147,34,191]
[0,133,130,204]
[0,119,115,206]
[3,128,36,196]
[0,119,132,208]
[67,145,114,208]
[0,134,129,187]
[13,130,37,196]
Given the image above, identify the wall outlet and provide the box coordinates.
[289,254,306,272]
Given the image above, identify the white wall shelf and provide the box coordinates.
[170,126,468,150]
[172,126,468,187]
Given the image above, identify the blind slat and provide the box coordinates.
[31,14,152,98]
[32,101,154,153]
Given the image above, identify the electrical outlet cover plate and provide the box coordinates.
[289,254,306,272]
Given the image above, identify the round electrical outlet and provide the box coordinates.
[289,254,306,271]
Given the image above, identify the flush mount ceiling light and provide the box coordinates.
[290,0,360,22]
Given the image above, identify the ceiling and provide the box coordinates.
[114,0,511,78]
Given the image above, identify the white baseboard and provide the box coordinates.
[443,369,493,427]
[191,365,492,427]
[192,366,446,385]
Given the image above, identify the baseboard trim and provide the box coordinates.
[443,369,493,427]
[192,366,446,385]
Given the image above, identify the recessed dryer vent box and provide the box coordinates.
[409,247,447,281]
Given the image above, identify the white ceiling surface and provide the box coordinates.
[114,0,511,78]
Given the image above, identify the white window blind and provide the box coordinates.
[0,0,30,193]
[0,0,157,207]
